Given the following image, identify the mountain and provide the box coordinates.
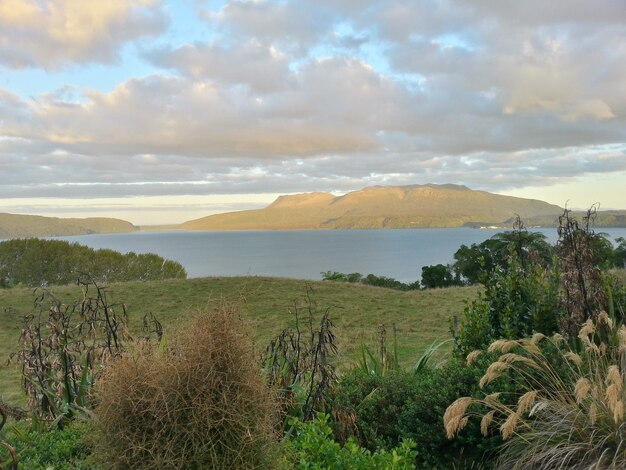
[180,184,565,230]
[0,213,138,239]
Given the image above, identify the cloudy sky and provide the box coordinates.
[1,0,625,225]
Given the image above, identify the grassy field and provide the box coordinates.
[0,276,479,406]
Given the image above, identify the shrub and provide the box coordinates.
[0,407,17,470]
[321,271,419,291]
[453,251,561,355]
[0,238,186,287]
[286,412,416,469]
[556,207,612,335]
[614,237,626,269]
[1,420,95,470]
[445,314,626,469]
[93,304,278,469]
[332,359,507,468]
[10,278,132,426]
[262,288,338,426]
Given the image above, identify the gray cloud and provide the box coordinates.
[146,41,293,93]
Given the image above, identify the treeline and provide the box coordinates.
[320,271,421,290]
[323,220,626,290]
[0,238,187,287]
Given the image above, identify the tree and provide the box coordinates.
[420,264,462,289]
[452,219,553,285]
[614,237,626,268]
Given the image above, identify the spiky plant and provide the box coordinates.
[444,312,626,469]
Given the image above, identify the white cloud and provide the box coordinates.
[0,0,167,69]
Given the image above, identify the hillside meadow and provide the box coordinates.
[0,276,478,406]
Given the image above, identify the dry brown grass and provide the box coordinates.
[92,304,278,469]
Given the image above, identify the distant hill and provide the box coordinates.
[490,210,626,229]
[180,184,565,230]
[0,213,138,239]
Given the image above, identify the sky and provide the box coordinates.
[0,0,625,225]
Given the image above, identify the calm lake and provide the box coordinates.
[56,228,626,283]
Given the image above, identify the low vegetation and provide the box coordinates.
[321,271,421,290]
[286,413,416,469]
[0,238,186,287]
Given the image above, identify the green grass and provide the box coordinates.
[611,268,626,285]
[0,276,478,406]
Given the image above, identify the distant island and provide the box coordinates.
[180,184,567,230]
[0,213,138,239]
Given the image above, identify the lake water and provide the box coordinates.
[56,228,626,283]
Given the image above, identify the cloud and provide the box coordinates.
[146,41,292,93]
[380,1,626,123]
[0,0,167,69]
[0,0,625,217]
[200,0,335,53]
[2,56,401,158]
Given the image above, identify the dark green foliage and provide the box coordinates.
[1,420,96,470]
[454,252,561,355]
[613,237,626,268]
[420,264,463,289]
[321,271,353,281]
[454,211,626,354]
[0,238,186,288]
[321,271,420,291]
[286,413,416,469]
[0,407,17,470]
[362,274,419,290]
[452,225,553,285]
[452,243,491,285]
[332,359,505,469]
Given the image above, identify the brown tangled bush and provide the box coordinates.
[92,304,278,469]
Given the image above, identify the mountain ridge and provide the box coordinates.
[180,184,567,230]
[0,213,139,239]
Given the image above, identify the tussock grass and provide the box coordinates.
[1,276,478,405]
[445,313,626,469]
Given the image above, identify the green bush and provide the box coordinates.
[321,271,419,291]
[332,359,508,468]
[0,238,186,287]
[93,305,278,469]
[1,421,96,470]
[286,413,416,469]
[454,251,561,355]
